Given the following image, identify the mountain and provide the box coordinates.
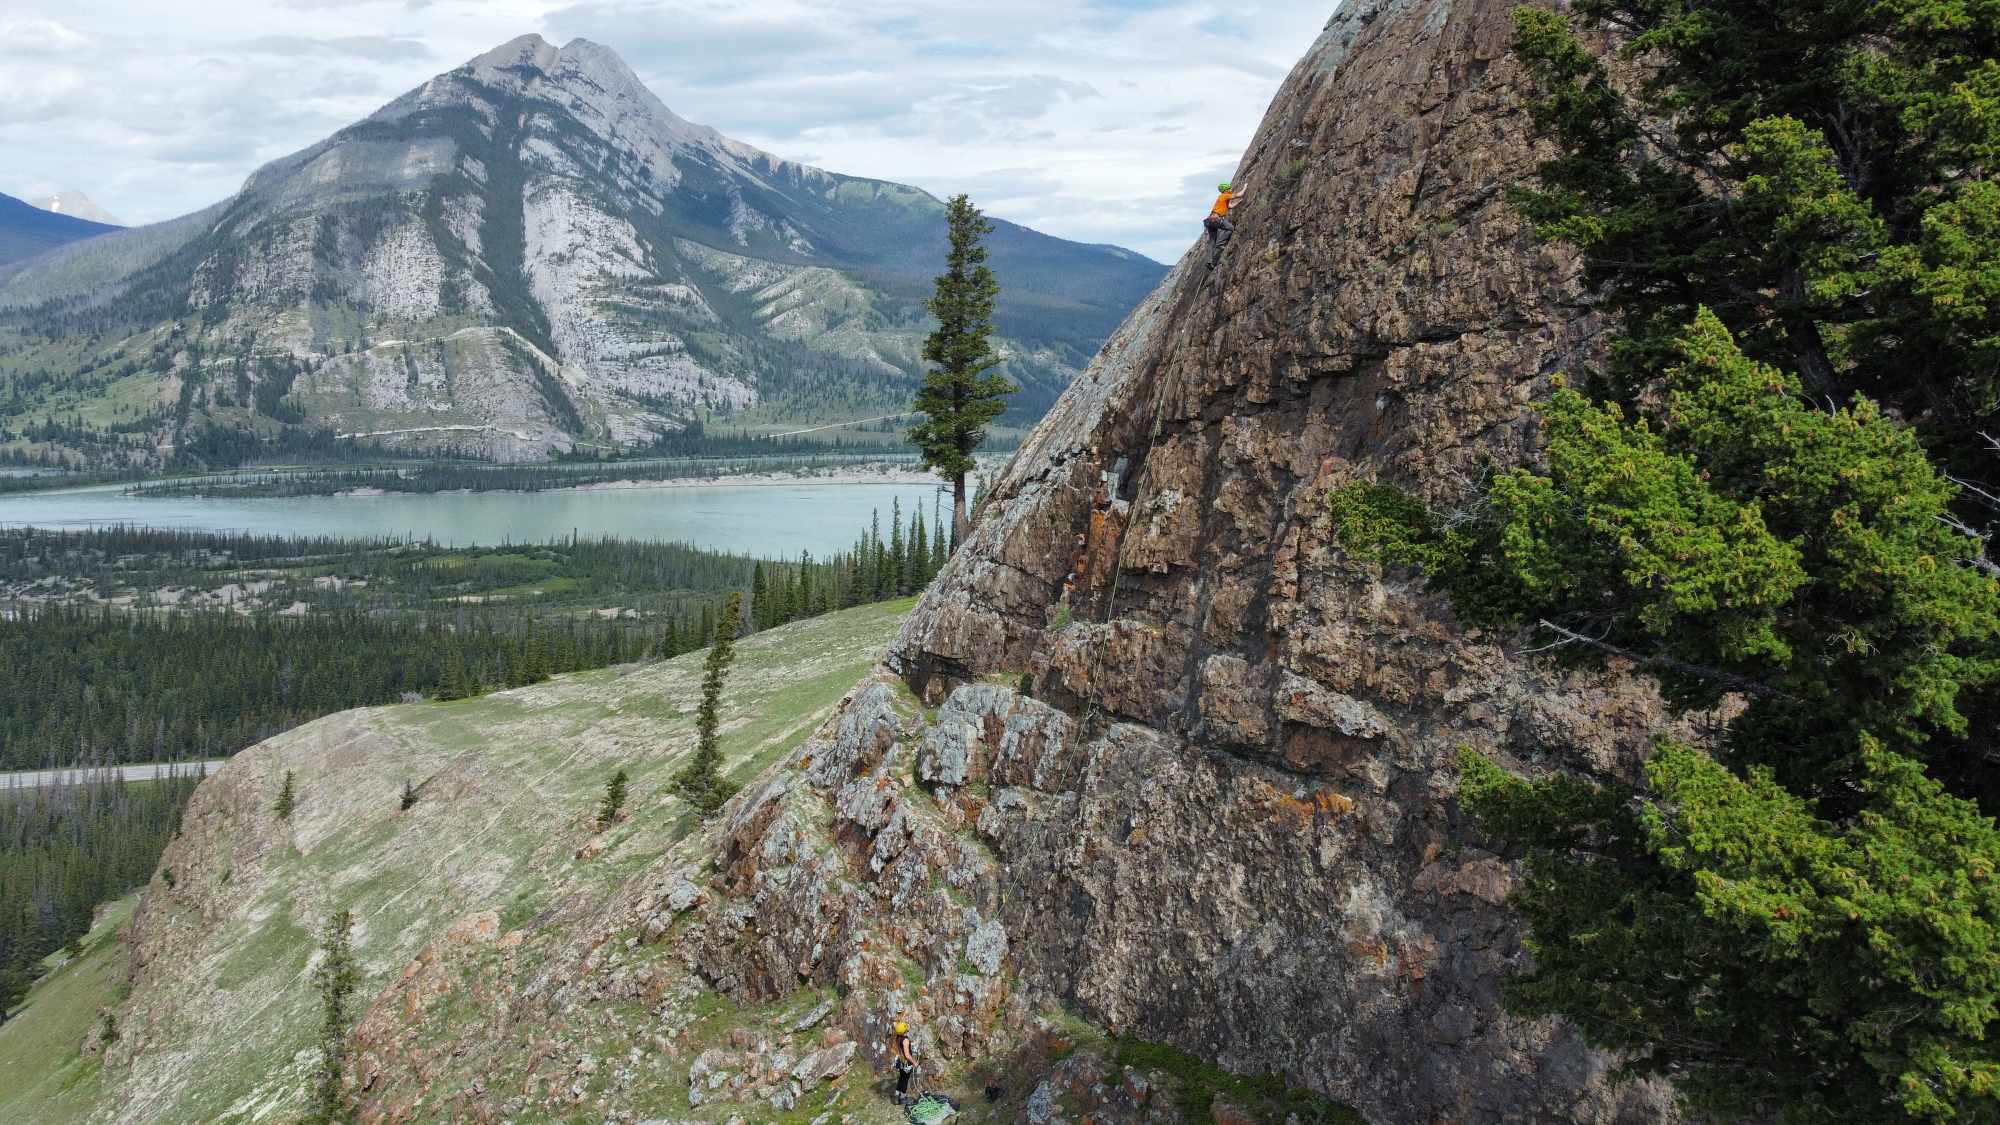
[0,35,1164,466]
[0,192,119,267]
[0,4,1697,1123]
[31,192,124,226]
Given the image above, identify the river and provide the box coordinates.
[0,479,953,558]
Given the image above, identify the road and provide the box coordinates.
[0,759,229,790]
[768,413,914,438]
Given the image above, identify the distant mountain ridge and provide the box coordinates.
[31,191,123,226]
[0,192,119,268]
[0,35,1165,465]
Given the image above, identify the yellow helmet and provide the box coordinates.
[895,1020,909,1034]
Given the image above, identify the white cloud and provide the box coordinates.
[0,0,1335,262]
[0,17,91,54]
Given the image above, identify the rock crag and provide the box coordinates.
[699,0,1685,1121]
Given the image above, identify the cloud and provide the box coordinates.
[236,35,435,62]
[0,17,90,53]
[0,0,1334,262]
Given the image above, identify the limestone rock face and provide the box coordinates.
[705,0,1686,1121]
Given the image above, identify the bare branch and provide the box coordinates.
[1936,514,2000,578]
[1528,619,1788,700]
[1948,473,2000,515]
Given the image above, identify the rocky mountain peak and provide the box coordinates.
[447,33,707,152]
[30,190,122,226]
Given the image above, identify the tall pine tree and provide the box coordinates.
[909,195,1015,550]
[749,563,770,632]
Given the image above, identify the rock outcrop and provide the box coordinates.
[696,0,1686,1121]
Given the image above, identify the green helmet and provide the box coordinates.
[1218,182,1232,192]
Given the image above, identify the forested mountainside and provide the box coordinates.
[0,192,119,268]
[0,35,1163,468]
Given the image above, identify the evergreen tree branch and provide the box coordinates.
[1527,619,1789,701]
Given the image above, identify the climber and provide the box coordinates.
[1204,181,1247,249]
[888,1018,919,1107]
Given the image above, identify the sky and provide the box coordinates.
[0,1,1334,264]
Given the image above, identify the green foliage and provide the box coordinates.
[674,592,743,816]
[306,908,357,1124]
[1462,741,2000,1123]
[597,768,628,831]
[398,780,417,812]
[1508,0,2000,461]
[1333,316,2000,1117]
[0,771,201,1025]
[1343,315,1999,781]
[434,646,476,702]
[1108,1037,1361,1125]
[910,195,1016,544]
[274,771,296,822]
[1317,3,2000,1115]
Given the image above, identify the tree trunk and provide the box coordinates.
[951,473,969,555]
[1781,269,1840,400]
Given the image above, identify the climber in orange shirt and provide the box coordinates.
[1203,181,1248,249]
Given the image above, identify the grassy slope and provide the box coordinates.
[9,599,912,1125]
[0,896,136,1124]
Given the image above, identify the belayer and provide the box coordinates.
[888,1018,918,1106]
[1204,181,1247,249]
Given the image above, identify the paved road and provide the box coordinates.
[0,759,229,790]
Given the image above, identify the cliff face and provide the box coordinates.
[705,0,1683,1120]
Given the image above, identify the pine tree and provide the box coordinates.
[673,593,743,817]
[887,497,906,595]
[750,563,770,632]
[274,771,296,821]
[596,768,628,830]
[436,644,471,701]
[970,472,990,521]
[658,618,680,660]
[928,504,944,580]
[909,194,1015,552]
[527,627,550,683]
[798,552,816,620]
[398,780,417,812]
[911,513,930,591]
[307,908,357,1124]
[863,511,882,599]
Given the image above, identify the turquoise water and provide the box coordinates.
[0,480,951,558]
